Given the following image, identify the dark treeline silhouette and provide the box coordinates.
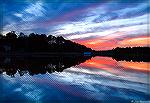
[94,47,150,62]
[0,31,92,53]
[0,31,150,62]
[0,55,92,77]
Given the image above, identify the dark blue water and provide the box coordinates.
[0,57,150,103]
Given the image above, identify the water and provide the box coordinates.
[0,56,150,103]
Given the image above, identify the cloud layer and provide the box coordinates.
[1,0,150,50]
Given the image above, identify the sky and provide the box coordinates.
[1,0,150,50]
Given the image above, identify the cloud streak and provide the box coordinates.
[2,0,149,50]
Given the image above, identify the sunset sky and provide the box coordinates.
[1,1,150,101]
[1,0,149,50]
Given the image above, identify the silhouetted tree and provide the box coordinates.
[0,31,92,53]
[0,33,3,39]
[19,32,25,37]
[6,31,17,39]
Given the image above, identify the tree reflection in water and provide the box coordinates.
[0,55,92,77]
[0,52,149,77]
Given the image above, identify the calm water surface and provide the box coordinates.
[0,56,150,103]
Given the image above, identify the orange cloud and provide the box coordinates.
[75,36,149,50]
[118,61,150,72]
[118,36,150,47]
[75,38,118,50]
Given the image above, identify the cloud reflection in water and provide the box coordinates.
[0,56,149,102]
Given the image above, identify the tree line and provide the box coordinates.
[0,31,92,52]
[94,47,150,62]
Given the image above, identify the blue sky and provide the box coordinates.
[1,0,149,50]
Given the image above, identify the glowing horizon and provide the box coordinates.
[1,0,149,50]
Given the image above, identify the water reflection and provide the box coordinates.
[0,56,150,102]
[0,56,92,77]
